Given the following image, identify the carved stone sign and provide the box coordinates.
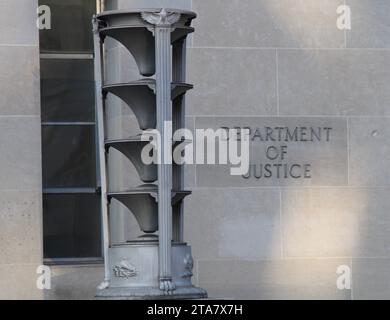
[195,117,348,187]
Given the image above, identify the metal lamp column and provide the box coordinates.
[93,8,207,299]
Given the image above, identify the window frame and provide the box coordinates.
[39,1,104,265]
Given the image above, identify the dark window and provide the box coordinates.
[39,0,101,262]
[41,125,97,188]
[39,0,95,53]
[43,193,101,259]
[40,59,95,122]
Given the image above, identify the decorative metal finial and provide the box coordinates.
[141,8,181,26]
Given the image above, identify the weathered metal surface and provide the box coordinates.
[108,186,191,234]
[94,7,207,299]
[96,243,207,299]
[97,9,195,76]
[109,186,159,233]
[103,80,192,130]
[105,137,157,182]
[93,16,110,289]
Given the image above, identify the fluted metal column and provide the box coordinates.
[142,9,180,294]
[156,26,174,293]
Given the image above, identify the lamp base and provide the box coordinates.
[95,285,207,300]
[95,242,207,300]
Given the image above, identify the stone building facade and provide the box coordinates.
[1,0,390,299]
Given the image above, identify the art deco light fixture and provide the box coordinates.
[93,8,207,299]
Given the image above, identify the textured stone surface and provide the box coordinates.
[0,191,42,264]
[0,117,42,190]
[278,49,390,116]
[44,265,104,300]
[0,264,43,299]
[185,188,281,260]
[0,0,38,45]
[352,259,390,299]
[198,259,351,299]
[281,188,390,258]
[187,48,277,116]
[346,0,390,48]
[349,118,390,186]
[0,0,42,300]
[0,46,40,116]
[193,0,344,48]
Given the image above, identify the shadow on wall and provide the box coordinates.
[44,266,104,300]
[187,0,390,300]
[43,0,390,300]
